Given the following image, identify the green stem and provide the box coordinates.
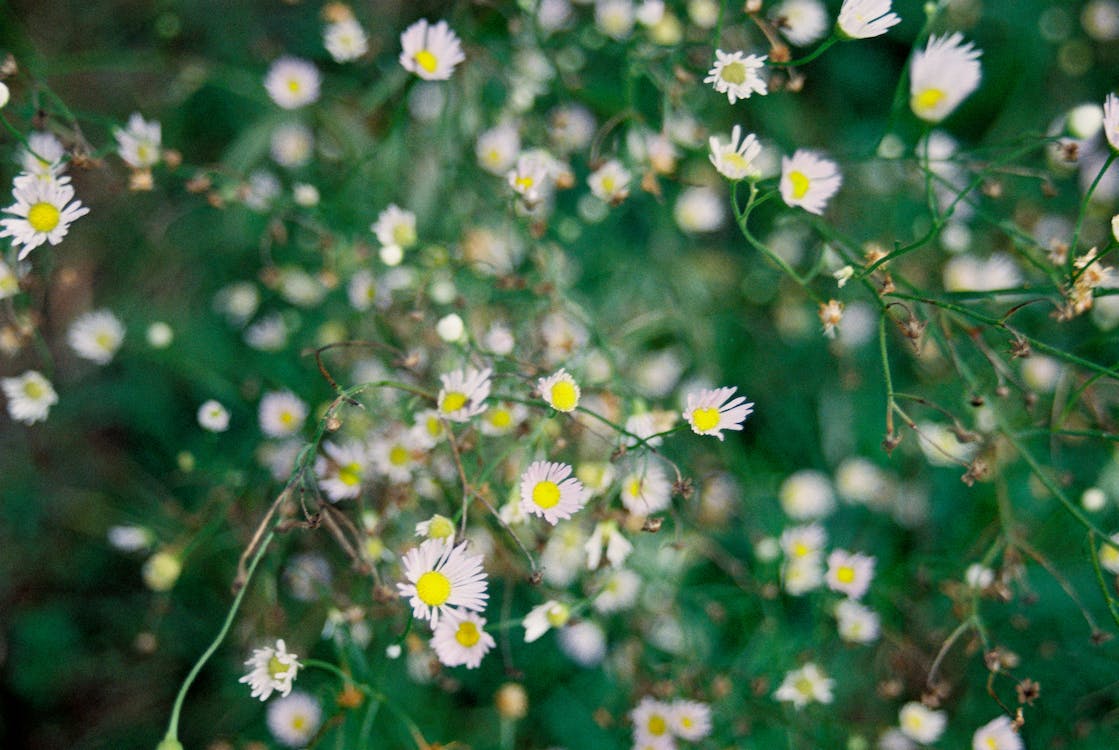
[769,35,838,67]
[1069,152,1117,272]
[161,530,275,745]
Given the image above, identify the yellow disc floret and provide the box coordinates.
[441,391,468,414]
[549,380,579,412]
[415,50,439,73]
[416,570,452,606]
[532,480,561,509]
[27,202,61,233]
[454,620,481,647]
[691,407,721,432]
[788,171,810,200]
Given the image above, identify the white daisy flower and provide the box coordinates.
[399,19,465,81]
[0,258,20,299]
[270,122,314,168]
[669,699,712,741]
[782,556,825,595]
[20,131,67,178]
[437,366,491,422]
[588,159,631,203]
[506,150,553,206]
[704,49,768,104]
[267,690,322,748]
[519,460,589,524]
[775,662,834,708]
[411,408,448,448]
[1104,92,1119,152]
[264,57,321,110]
[523,599,570,642]
[431,610,496,669]
[540,523,588,587]
[557,620,607,667]
[370,427,424,484]
[397,538,488,628]
[835,599,880,643]
[825,549,876,599]
[244,313,287,351]
[476,122,521,175]
[293,182,319,207]
[538,368,581,412]
[324,18,369,63]
[479,401,528,436]
[972,716,1023,750]
[0,173,90,260]
[674,185,725,232]
[780,150,842,215]
[370,203,417,254]
[258,390,308,438]
[909,33,982,123]
[315,440,370,501]
[239,638,301,701]
[682,386,754,440]
[620,460,672,515]
[593,568,641,613]
[780,469,836,519]
[197,400,230,432]
[780,523,827,561]
[709,125,763,181]
[347,268,387,311]
[773,0,829,46]
[899,701,947,744]
[415,514,456,541]
[631,696,674,746]
[596,0,636,40]
[114,113,161,169]
[837,0,901,39]
[585,520,633,569]
[2,370,58,425]
[549,104,596,153]
[67,309,125,364]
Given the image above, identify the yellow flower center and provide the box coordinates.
[23,380,44,399]
[836,565,856,584]
[912,88,945,116]
[486,148,500,166]
[338,462,362,486]
[392,222,416,247]
[416,570,452,606]
[792,542,809,557]
[426,415,443,437]
[279,410,295,426]
[794,676,815,696]
[389,445,410,466]
[545,603,569,626]
[489,408,512,428]
[549,380,578,411]
[267,655,288,678]
[532,480,561,509]
[27,202,61,233]
[515,175,535,192]
[137,144,152,162]
[95,332,114,349]
[985,738,997,750]
[681,716,694,728]
[428,516,455,539]
[788,170,810,199]
[441,391,468,414]
[415,49,439,73]
[691,407,720,432]
[291,714,307,730]
[455,620,481,647]
[720,61,747,85]
[286,78,302,93]
[723,151,749,170]
[904,714,924,730]
[647,714,668,736]
[627,478,643,498]
[601,176,616,194]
